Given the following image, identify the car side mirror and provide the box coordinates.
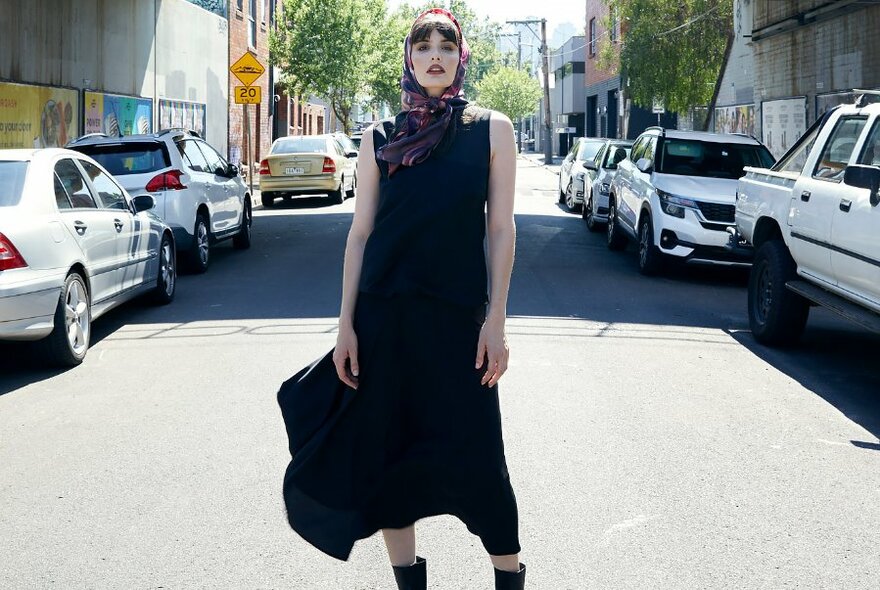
[132,194,156,213]
[844,165,880,206]
[636,157,653,173]
[345,150,358,158]
[228,163,240,177]
[613,148,627,164]
[583,160,598,171]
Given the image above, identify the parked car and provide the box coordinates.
[558,137,606,212]
[580,139,633,232]
[736,98,880,345]
[259,134,357,207]
[332,132,359,155]
[0,148,176,366]
[607,128,775,275]
[68,129,252,274]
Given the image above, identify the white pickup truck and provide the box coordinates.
[736,98,880,345]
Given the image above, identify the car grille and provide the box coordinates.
[697,201,735,223]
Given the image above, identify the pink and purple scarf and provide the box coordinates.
[376,8,471,176]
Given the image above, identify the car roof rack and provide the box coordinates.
[853,89,880,108]
[66,132,111,146]
[157,127,201,139]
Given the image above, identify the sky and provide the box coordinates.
[386,0,585,51]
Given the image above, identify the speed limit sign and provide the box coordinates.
[234,85,261,105]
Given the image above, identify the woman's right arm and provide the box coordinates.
[334,127,381,389]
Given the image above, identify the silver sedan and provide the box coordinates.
[0,149,176,366]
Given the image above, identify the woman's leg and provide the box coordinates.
[489,553,521,572]
[382,525,416,566]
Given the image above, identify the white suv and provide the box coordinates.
[607,128,775,275]
[69,129,252,273]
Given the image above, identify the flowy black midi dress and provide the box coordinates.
[278,105,520,561]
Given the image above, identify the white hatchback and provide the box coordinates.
[0,149,176,366]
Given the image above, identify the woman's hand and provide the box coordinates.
[334,321,360,389]
[475,316,509,387]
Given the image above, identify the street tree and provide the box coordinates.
[271,0,383,133]
[599,0,733,129]
[475,66,542,122]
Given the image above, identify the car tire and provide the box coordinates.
[565,181,581,212]
[606,199,627,251]
[233,198,252,250]
[261,192,274,208]
[41,272,90,367]
[346,174,356,199]
[748,240,810,346]
[152,233,176,305]
[329,181,344,205]
[583,194,600,232]
[558,178,565,204]
[188,211,210,274]
[637,215,664,275]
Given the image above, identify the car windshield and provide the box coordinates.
[272,138,329,154]
[577,141,604,162]
[72,142,170,176]
[603,145,632,169]
[656,139,776,179]
[0,161,28,207]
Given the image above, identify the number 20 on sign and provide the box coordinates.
[235,85,261,105]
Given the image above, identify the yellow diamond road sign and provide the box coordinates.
[230,52,265,87]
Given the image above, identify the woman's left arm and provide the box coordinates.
[476,112,517,387]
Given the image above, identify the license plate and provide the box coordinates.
[285,167,305,175]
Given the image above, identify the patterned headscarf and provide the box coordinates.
[376,8,470,176]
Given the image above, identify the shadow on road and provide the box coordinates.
[2,205,878,440]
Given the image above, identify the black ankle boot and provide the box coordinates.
[392,556,426,590]
[494,562,525,589]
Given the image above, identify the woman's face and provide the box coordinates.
[410,29,460,97]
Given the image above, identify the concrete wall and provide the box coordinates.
[0,0,228,152]
[157,0,228,153]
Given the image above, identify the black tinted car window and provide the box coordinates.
[196,140,225,175]
[0,161,28,207]
[54,159,97,209]
[178,140,210,172]
[54,173,72,209]
[72,142,170,176]
[657,139,775,179]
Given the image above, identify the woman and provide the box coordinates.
[279,8,524,589]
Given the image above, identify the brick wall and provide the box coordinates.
[227,0,272,169]
[753,1,880,123]
[585,0,619,88]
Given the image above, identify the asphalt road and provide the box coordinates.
[1,157,878,589]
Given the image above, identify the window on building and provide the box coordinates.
[248,0,257,47]
[236,0,243,11]
[610,12,618,43]
[589,18,597,57]
[262,0,268,23]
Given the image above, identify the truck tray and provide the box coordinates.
[786,280,880,333]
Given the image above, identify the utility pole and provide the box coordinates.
[507,19,553,164]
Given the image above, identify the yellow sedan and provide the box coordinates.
[259,134,357,207]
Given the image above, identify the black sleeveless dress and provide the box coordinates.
[278,106,520,561]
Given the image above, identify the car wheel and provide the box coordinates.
[748,240,810,345]
[558,177,566,203]
[261,192,274,208]
[606,199,627,251]
[565,182,581,212]
[188,211,210,274]
[41,272,90,367]
[152,233,176,305]
[328,181,344,205]
[583,194,600,232]
[637,215,664,275]
[233,198,252,250]
[346,174,356,199]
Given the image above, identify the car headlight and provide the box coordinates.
[599,182,611,194]
[657,189,697,219]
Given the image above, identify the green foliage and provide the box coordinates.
[271,0,380,132]
[599,0,733,115]
[475,66,542,121]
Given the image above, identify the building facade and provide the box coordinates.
[548,35,586,156]
[227,0,273,170]
[583,0,676,140]
[0,0,229,152]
